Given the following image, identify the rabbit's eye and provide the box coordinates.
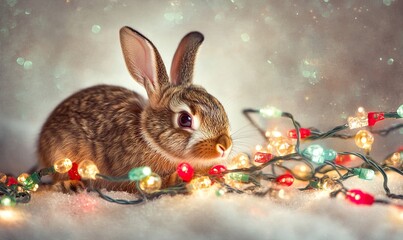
[178,112,192,128]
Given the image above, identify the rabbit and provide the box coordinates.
[38,26,233,193]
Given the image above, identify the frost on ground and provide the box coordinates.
[0,174,402,240]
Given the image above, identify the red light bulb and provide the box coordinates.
[254,152,273,163]
[208,165,227,176]
[6,176,18,186]
[177,162,194,182]
[346,189,375,205]
[208,165,227,184]
[275,173,294,187]
[68,162,81,181]
[335,154,352,166]
[368,112,385,127]
[288,128,311,139]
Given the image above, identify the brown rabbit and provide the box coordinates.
[38,26,232,193]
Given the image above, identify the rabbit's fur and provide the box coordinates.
[38,26,232,192]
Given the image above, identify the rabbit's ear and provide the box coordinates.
[170,31,204,86]
[120,27,169,104]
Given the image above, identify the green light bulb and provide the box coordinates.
[1,196,16,207]
[215,188,226,197]
[302,144,325,164]
[397,104,403,118]
[353,168,375,180]
[323,149,337,161]
[259,106,282,118]
[229,173,250,183]
[24,172,41,189]
[128,166,152,181]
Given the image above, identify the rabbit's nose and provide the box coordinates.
[216,144,226,157]
[216,134,232,158]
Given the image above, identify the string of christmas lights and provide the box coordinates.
[0,104,402,209]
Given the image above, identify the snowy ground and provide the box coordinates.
[1,173,402,240]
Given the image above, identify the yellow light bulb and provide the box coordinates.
[54,158,73,173]
[348,107,369,129]
[78,160,99,179]
[31,184,39,192]
[0,209,14,220]
[187,176,212,191]
[385,152,402,168]
[139,173,162,193]
[229,153,250,169]
[0,208,22,223]
[357,107,366,118]
[268,186,293,201]
[255,144,263,152]
[266,130,282,138]
[17,173,30,185]
[266,143,275,154]
[354,130,374,150]
[319,175,341,192]
[0,173,7,183]
[271,137,294,156]
[292,164,312,179]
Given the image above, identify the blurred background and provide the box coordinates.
[0,0,402,175]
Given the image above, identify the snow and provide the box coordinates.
[0,173,402,240]
[1,0,403,239]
